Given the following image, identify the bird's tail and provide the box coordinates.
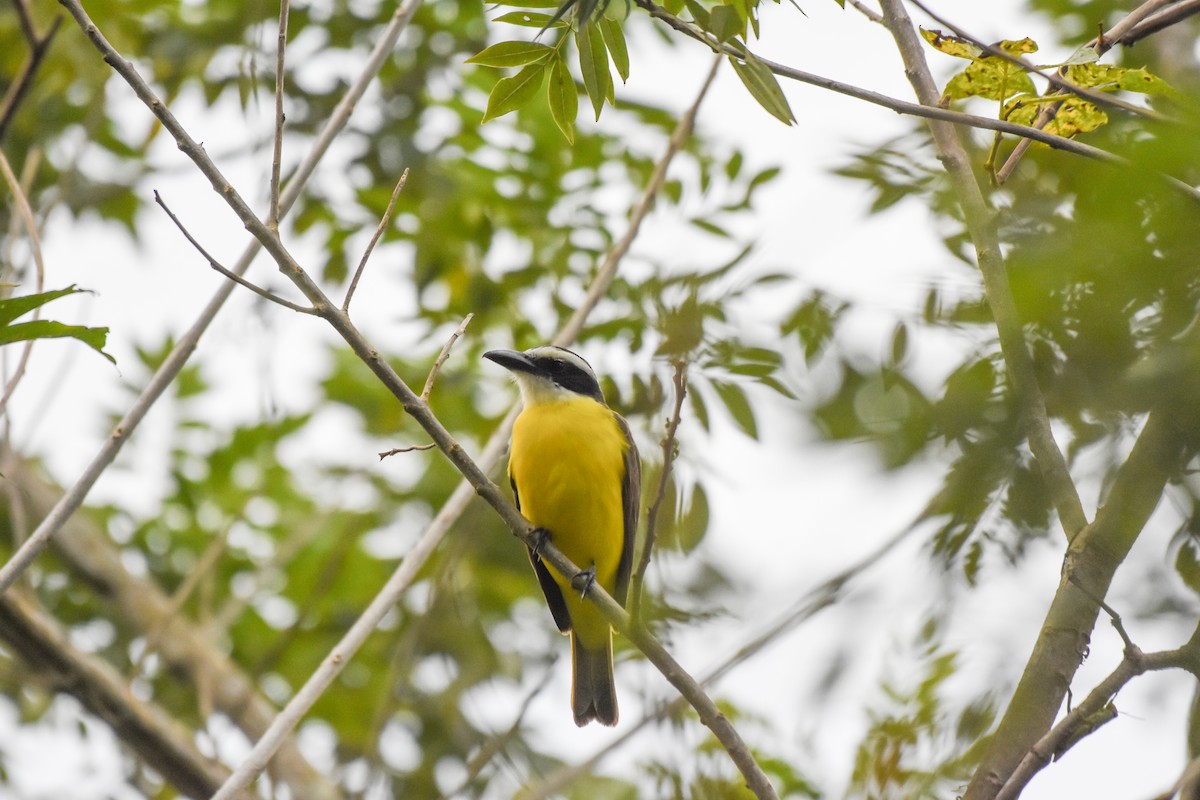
[571,631,618,726]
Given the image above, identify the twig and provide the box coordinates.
[0,3,62,145]
[909,0,1167,121]
[1067,574,1136,652]
[379,443,436,459]
[630,359,687,621]
[995,620,1200,800]
[1099,0,1183,54]
[1116,0,1200,47]
[171,53,762,799]
[268,0,289,230]
[0,0,421,602]
[1152,752,1200,800]
[153,190,318,314]
[421,312,473,402]
[343,169,409,314]
[846,0,884,24]
[0,149,47,420]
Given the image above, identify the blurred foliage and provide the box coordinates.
[3,0,1200,797]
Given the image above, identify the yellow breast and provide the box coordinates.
[510,396,628,592]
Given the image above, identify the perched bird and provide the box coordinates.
[483,345,640,726]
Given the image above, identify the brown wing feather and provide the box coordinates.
[612,412,640,607]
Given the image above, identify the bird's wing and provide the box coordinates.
[514,472,572,633]
[613,412,640,607]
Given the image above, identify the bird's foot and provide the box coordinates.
[571,566,596,599]
[529,527,552,561]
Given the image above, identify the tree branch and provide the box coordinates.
[154,190,319,314]
[962,411,1188,800]
[630,358,687,621]
[0,452,341,800]
[876,0,1088,540]
[0,589,255,800]
[995,621,1200,800]
[0,0,421,598]
[268,0,290,229]
[343,169,409,314]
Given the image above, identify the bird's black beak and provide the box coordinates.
[483,349,538,376]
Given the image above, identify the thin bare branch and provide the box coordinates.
[1117,0,1200,47]
[379,443,437,459]
[0,7,61,145]
[995,621,1200,800]
[847,0,884,24]
[0,149,47,420]
[630,359,687,621]
[421,312,474,402]
[1099,0,1182,53]
[343,169,409,314]
[153,190,319,314]
[268,0,290,229]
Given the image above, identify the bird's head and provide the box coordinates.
[483,346,605,405]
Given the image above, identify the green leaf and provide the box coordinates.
[481,62,548,122]
[944,57,1036,101]
[0,320,115,363]
[0,286,84,327]
[728,53,795,125]
[713,380,758,438]
[576,22,612,121]
[491,11,564,27]
[466,41,554,68]
[709,4,742,43]
[1117,66,1173,96]
[598,17,629,82]
[547,55,578,143]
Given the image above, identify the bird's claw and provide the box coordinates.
[572,566,596,599]
[530,527,552,561]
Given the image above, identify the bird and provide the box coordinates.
[483,345,640,726]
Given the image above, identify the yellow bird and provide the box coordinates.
[484,345,641,726]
